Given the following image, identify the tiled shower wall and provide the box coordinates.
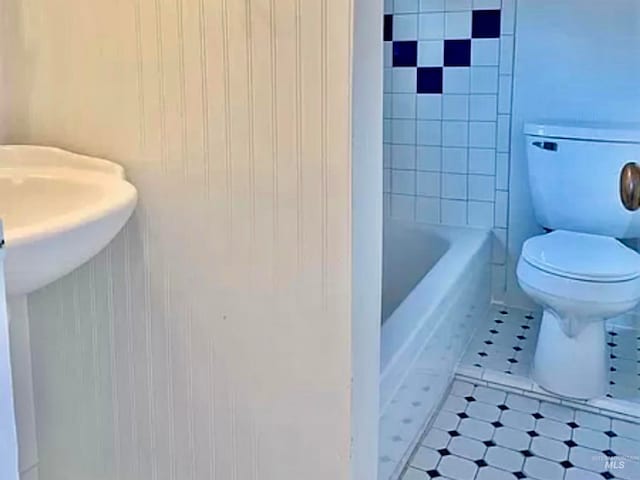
[383,0,516,301]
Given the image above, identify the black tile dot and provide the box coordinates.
[448,430,460,437]
[609,331,618,336]
[520,450,533,457]
[437,448,451,456]
[513,346,523,352]
[484,340,494,345]
[497,404,509,411]
[517,335,526,340]
[514,472,526,479]
[610,366,617,372]
[499,310,508,315]
[483,440,496,447]
[417,67,443,94]
[560,460,573,469]
[473,363,482,368]
[564,440,577,448]
[472,9,501,39]
[610,354,617,359]
[478,352,488,357]
[393,41,418,67]
[604,430,617,438]
[532,413,544,420]
[383,14,393,42]
[609,381,615,385]
[444,39,471,67]
[475,459,488,467]
[527,430,539,438]
[522,325,530,330]
[457,412,469,419]
[426,469,441,478]
[607,342,617,347]
[491,421,503,428]
[601,472,615,479]
[567,422,579,429]
[507,358,519,364]
[490,329,499,334]
[464,396,476,403]
[525,314,534,320]
[602,450,616,457]
[495,319,504,324]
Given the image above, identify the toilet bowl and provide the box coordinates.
[517,230,640,399]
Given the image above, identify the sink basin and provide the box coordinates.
[0,146,137,295]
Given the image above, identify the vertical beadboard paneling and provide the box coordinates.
[2,0,355,479]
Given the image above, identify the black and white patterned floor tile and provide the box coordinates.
[401,381,640,480]
[460,306,640,402]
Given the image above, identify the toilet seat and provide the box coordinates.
[521,230,640,283]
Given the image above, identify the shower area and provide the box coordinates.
[377,1,513,477]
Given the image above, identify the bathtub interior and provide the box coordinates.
[381,223,449,323]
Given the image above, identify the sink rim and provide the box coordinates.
[0,145,138,247]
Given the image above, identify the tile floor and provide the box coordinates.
[402,381,640,480]
[460,306,640,403]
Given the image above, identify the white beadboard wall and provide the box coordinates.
[0,1,364,479]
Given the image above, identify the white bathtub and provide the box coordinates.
[380,219,492,413]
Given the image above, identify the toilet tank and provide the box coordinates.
[525,122,640,238]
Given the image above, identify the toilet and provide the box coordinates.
[517,122,640,400]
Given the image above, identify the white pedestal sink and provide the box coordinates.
[0,146,137,478]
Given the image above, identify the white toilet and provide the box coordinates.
[517,122,640,400]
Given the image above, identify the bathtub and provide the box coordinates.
[379,219,492,413]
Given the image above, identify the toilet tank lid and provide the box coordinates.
[524,121,640,143]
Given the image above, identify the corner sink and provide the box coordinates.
[0,146,137,295]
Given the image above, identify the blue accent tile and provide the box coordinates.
[393,41,418,67]
[384,14,393,42]
[417,67,443,94]
[472,10,501,39]
[444,39,471,67]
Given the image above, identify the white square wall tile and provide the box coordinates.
[442,147,468,173]
[473,0,501,7]
[498,75,513,114]
[416,196,441,223]
[417,120,442,146]
[468,201,494,227]
[393,68,418,93]
[497,115,511,152]
[442,199,467,226]
[496,152,509,189]
[417,171,441,196]
[393,14,419,41]
[469,95,498,121]
[392,119,416,144]
[472,39,500,66]
[495,190,508,227]
[417,146,442,171]
[383,168,391,192]
[391,144,417,169]
[469,174,495,201]
[501,0,516,34]
[419,13,445,39]
[384,43,393,68]
[385,0,394,13]
[444,67,470,93]
[383,143,391,168]
[469,148,495,175]
[384,68,393,93]
[392,93,417,119]
[384,93,392,118]
[443,121,469,147]
[445,11,471,39]
[499,35,515,74]
[470,66,499,94]
[417,94,443,121]
[443,173,467,199]
[391,194,415,220]
[392,169,416,195]
[469,121,497,148]
[395,0,420,13]
[445,0,471,11]
[418,40,444,66]
[442,94,469,120]
[420,0,445,12]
